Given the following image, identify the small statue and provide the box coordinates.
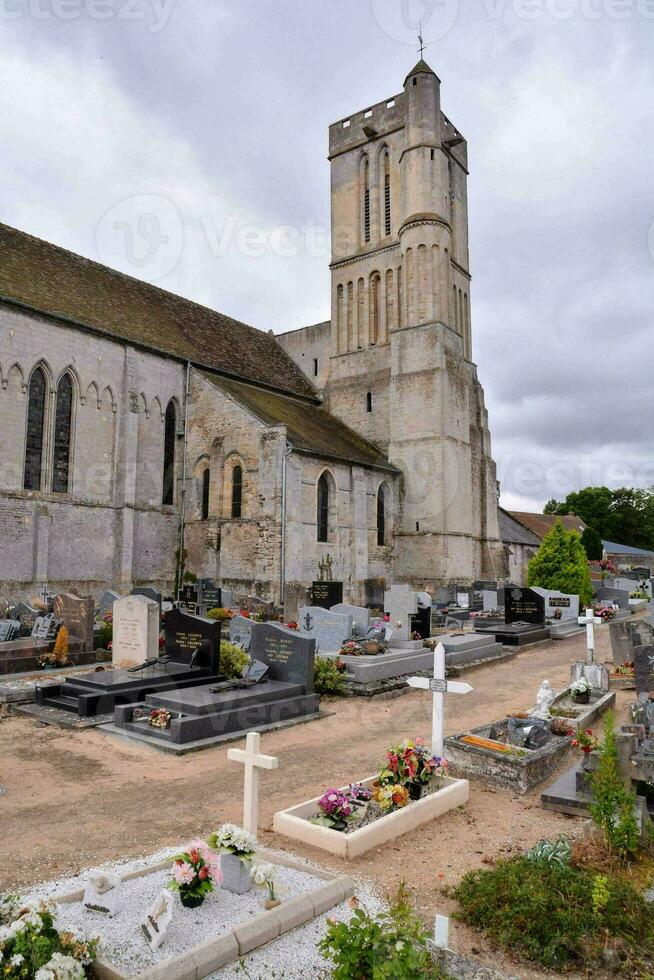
[533,679,556,719]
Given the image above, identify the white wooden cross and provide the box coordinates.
[407,642,473,756]
[227,731,278,836]
[577,607,602,665]
[384,584,419,643]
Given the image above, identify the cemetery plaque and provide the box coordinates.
[634,643,654,697]
[250,622,315,690]
[83,871,121,916]
[32,613,57,641]
[312,580,343,609]
[140,889,173,950]
[243,659,270,682]
[112,596,159,666]
[0,620,21,643]
[429,678,448,693]
[199,580,221,610]
[165,607,221,673]
[505,588,545,626]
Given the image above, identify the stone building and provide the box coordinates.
[0,60,503,612]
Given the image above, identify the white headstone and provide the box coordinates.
[112,595,159,666]
[384,584,419,644]
[531,587,579,621]
[83,871,121,917]
[482,590,499,612]
[140,889,174,950]
[330,603,371,637]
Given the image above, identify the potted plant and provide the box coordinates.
[379,738,448,800]
[571,728,600,770]
[207,823,257,894]
[309,784,372,833]
[169,840,222,908]
[250,862,280,910]
[570,677,591,704]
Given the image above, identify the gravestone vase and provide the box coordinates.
[407,781,425,801]
[220,853,252,894]
[179,888,205,909]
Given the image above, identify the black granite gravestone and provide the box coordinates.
[250,622,315,690]
[634,644,654,697]
[411,606,432,639]
[312,581,343,610]
[505,587,545,626]
[165,608,221,674]
[199,580,221,610]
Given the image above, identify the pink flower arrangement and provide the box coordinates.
[169,839,222,903]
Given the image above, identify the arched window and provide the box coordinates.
[52,373,73,494]
[377,483,386,547]
[370,273,380,345]
[363,158,370,243]
[201,468,210,520]
[162,400,176,506]
[317,473,330,543]
[231,464,243,519]
[23,366,47,491]
[383,152,391,236]
[366,392,372,413]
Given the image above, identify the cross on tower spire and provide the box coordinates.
[418,22,425,58]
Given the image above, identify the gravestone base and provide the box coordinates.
[444,720,573,793]
[473,623,551,646]
[549,621,586,640]
[387,638,425,651]
[320,648,434,684]
[548,688,616,731]
[607,671,636,690]
[542,764,652,826]
[0,637,104,675]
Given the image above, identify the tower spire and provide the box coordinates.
[418,22,425,59]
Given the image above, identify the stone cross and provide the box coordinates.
[227,731,279,836]
[407,642,473,756]
[384,584,419,643]
[578,607,602,664]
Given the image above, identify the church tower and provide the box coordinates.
[324,60,503,587]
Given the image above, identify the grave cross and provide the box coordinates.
[407,642,473,756]
[384,584,419,643]
[227,731,279,836]
[578,607,602,665]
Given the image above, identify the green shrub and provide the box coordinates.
[590,711,640,860]
[314,656,347,697]
[527,519,593,606]
[207,607,233,623]
[319,884,444,979]
[453,854,654,970]
[219,641,249,679]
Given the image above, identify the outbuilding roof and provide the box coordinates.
[508,511,587,540]
[602,540,654,558]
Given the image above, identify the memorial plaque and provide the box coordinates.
[311,580,343,609]
[250,621,315,690]
[505,587,545,626]
[199,580,221,610]
[165,608,221,673]
[0,620,21,643]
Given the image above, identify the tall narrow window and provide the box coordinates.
[370,273,380,345]
[366,392,372,413]
[363,159,370,244]
[384,153,391,236]
[162,400,176,506]
[52,373,73,493]
[313,357,319,377]
[317,473,329,543]
[377,485,386,546]
[201,468,210,520]
[231,464,243,519]
[23,367,46,491]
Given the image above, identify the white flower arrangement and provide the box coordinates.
[35,952,86,980]
[0,893,21,926]
[570,677,591,695]
[250,861,277,900]
[207,823,257,860]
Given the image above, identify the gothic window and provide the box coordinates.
[201,467,210,520]
[384,152,391,236]
[317,473,329,543]
[52,373,73,494]
[162,400,176,506]
[23,366,46,491]
[363,158,370,244]
[231,464,243,519]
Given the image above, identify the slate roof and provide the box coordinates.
[498,508,541,547]
[205,374,399,473]
[508,512,587,540]
[602,540,654,558]
[0,222,316,399]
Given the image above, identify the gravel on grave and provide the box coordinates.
[20,846,384,979]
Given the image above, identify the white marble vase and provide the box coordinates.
[220,853,252,894]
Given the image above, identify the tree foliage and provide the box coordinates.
[545,486,654,552]
[527,520,593,605]
[590,711,640,860]
[581,526,603,561]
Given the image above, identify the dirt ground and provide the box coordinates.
[0,626,640,979]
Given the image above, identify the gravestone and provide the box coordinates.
[32,613,58,641]
[250,621,315,690]
[504,587,545,626]
[239,595,275,617]
[311,580,343,609]
[482,590,499,612]
[97,590,121,620]
[53,594,94,652]
[0,620,21,643]
[531,587,579,621]
[164,607,221,674]
[411,604,432,639]
[112,595,159,666]
[384,584,419,643]
[634,644,654,697]
[609,620,654,666]
[17,602,40,636]
[594,586,630,610]
[570,662,609,693]
[330,603,370,637]
[229,614,253,651]
[298,606,353,651]
[220,586,235,609]
[180,583,199,608]
[131,587,163,615]
[198,579,222,610]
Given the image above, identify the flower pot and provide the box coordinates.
[220,853,252,894]
[363,641,382,656]
[407,781,425,801]
[581,752,593,772]
[574,692,590,705]
[265,898,281,910]
[179,889,205,909]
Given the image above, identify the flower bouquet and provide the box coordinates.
[207,824,257,894]
[339,641,364,657]
[169,840,222,908]
[309,783,372,831]
[614,661,635,676]
[571,728,599,770]
[570,678,591,704]
[376,783,410,811]
[250,862,280,910]
[149,707,172,729]
[410,630,422,641]
[0,900,98,978]
[379,738,448,800]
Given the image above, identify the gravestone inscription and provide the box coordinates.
[299,606,353,651]
[229,614,253,651]
[250,621,315,690]
[505,587,545,626]
[112,595,159,666]
[312,581,343,609]
[165,607,221,673]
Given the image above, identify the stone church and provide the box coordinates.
[0,60,503,613]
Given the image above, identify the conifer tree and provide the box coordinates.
[527,520,593,605]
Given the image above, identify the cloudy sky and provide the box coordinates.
[1,0,652,511]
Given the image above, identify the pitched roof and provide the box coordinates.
[0,222,316,399]
[405,59,438,83]
[602,540,654,558]
[508,511,587,540]
[205,374,399,473]
[498,508,541,547]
